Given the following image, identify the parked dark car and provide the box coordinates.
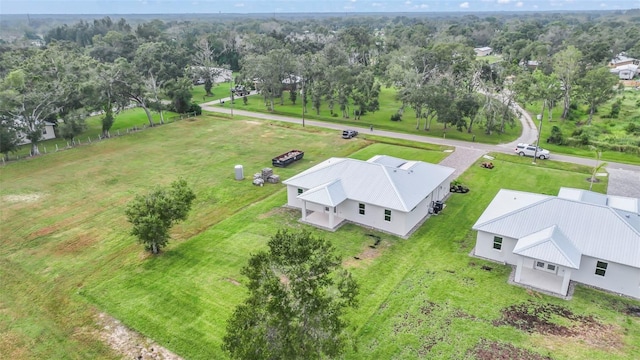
[342,130,358,139]
[231,85,250,97]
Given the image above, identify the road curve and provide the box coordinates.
[201,97,640,197]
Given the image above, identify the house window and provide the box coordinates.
[42,128,47,135]
[595,261,608,276]
[359,203,365,215]
[493,236,503,250]
[384,209,391,222]
[535,261,557,274]
[297,188,303,195]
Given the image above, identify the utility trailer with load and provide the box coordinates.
[272,150,304,167]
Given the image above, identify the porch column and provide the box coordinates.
[301,201,307,221]
[561,269,572,295]
[514,257,524,283]
[329,207,334,228]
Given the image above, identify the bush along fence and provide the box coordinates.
[1,111,199,165]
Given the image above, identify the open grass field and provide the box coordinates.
[226,86,522,145]
[1,114,638,359]
[8,107,178,160]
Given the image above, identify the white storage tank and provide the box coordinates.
[234,165,244,180]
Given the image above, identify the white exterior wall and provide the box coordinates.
[18,124,56,145]
[43,124,56,141]
[286,185,305,208]
[571,256,640,299]
[474,231,520,265]
[619,70,635,80]
[337,199,408,236]
[405,192,433,228]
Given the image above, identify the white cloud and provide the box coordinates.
[600,2,607,6]
[420,3,429,8]
[497,0,511,4]
[350,0,357,2]
[344,5,355,9]
[372,2,382,6]
[234,3,244,7]
[405,0,412,4]
[459,2,470,8]
[516,1,524,6]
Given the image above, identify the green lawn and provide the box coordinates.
[8,107,179,160]
[1,115,638,359]
[225,86,521,145]
[191,81,236,104]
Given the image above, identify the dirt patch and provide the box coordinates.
[469,339,552,360]
[257,207,295,220]
[625,306,640,317]
[493,301,623,350]
[226,278,241,286]
[494,301,593,336]
[1,193,43,203]
[52,232,98,256]
[343,246,382,267]
[244,120,262,125]
[96,312,183,360]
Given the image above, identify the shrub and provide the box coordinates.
[547,126,564,145]
[189,103,202,116]
[390,112,402,122]
[626,122,640,135]
[609,99,622,118]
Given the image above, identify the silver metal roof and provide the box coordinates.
[513,225,581,269]
[474,189,640,268]
[283,156,455,212]
[297,179,347,207]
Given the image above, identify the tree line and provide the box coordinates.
[2,11,635,158]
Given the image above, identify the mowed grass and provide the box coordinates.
[0,115,368,359]
[1,115,639,359]
[226,86,521,145]
[9,107,179,160]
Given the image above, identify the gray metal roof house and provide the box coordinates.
[472,188,640,299]
[283,155,455,237]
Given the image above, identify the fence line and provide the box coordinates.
[1,112,199,165]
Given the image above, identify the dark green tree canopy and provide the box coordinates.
[125,179,196,254]
[223,229,358,360]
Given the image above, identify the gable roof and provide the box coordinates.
[297,179,347,207]
[513,225,581,269]
[474,189,640,268]
[283,156,454,212]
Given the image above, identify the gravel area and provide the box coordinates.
[606,167,640,198]
[438,147,487,178]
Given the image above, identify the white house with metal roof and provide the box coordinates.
[472,188,640,299]
[474,47,493,57]
[282,155,455,237]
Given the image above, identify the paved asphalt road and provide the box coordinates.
[202,95,640,198]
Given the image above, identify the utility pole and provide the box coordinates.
[533,114,542,164]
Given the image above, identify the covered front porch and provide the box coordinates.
[300,206,346,231]
[513,257,572,297]
[296,179,348,231]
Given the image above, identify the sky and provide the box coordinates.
[1,0,637,14]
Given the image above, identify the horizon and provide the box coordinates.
[2,0,637,15]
